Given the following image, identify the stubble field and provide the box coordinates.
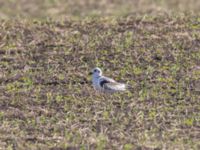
[0,0,200,149]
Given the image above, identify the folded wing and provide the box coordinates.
[99,77,126,92]
[104,82,126,91]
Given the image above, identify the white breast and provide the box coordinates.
[92,77,101,90]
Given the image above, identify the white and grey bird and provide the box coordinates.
[90,67,129,93]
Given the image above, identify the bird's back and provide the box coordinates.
[98,76,126,93]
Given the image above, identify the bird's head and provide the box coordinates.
[89,67,102,77]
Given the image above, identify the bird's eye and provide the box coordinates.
[94,69,100,73]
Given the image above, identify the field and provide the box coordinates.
[0,0,200,149]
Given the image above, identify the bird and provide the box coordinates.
[89,67,129,93]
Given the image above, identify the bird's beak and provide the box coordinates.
[89,72,93,75]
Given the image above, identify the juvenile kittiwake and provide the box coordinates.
[90,67,129,93]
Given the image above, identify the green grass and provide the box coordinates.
[0,1,200,150]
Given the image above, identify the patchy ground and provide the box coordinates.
[0,0,200,150]
[1,0,200,19]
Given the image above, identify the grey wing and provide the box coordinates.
[104,82,126,92]
[100,76,116,82]
[99,76,126,92]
